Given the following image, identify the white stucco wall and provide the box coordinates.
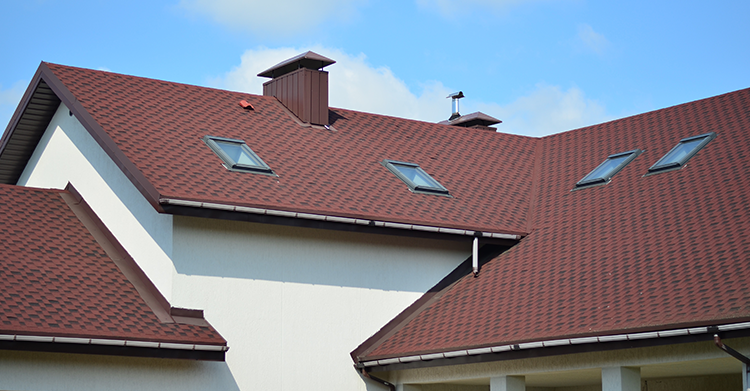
[172,216,470,391]
[0,350,239,391]
[14,101,473,390]
[17,103,176,301]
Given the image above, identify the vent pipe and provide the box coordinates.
[447,91,464,121]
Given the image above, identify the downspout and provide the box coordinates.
[361,368,396,391]
[713,334,750,390]
[472,236,479,277]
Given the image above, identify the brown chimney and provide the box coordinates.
[258,51,335,126]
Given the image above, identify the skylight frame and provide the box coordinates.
[646,132,716,175]
[203,135,276,176]
[382,159,451,197]
[574,149,642,189]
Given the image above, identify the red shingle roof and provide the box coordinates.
[42,63,535,236]
[0,184,226,350]
[356,87,750,361]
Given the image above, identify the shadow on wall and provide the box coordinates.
[171,215,470,292]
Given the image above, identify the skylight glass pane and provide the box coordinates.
[203,135,275,175]
[648,132,716,174]
[575,149,642,188]
[581,154,629,183]
[214,140,264,167]
[382,160,450,196]
[396,165,439,188]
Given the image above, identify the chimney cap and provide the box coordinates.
[447,91,465,99]
[438,111,502,128]
[258,51,336,79]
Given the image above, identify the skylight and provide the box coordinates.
[647,132,716,174]
[203,136,275,175]
[575,149,642,189]
[382,159,450,196]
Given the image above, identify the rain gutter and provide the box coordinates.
[359,321,750,371]
[160,197,523,241]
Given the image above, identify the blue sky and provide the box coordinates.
[1,0,748,137]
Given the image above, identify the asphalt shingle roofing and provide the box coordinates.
[0,184,226,350]
[356,87,750,362]
[2,61,749,366]
[41,63,535,236]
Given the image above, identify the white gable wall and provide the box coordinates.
[172,216,469,390]
[17,102,176,300]
[13,101,473,390]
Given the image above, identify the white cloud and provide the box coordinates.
[212,47,613,137]
[0,80,27,137]
[476,83,611,137]
[210,46,453,122]
[577,23,610,55]
[179,0,364,36]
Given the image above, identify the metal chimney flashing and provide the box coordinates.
[258,51,336,79]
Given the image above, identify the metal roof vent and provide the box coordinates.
[447,91,464,121]
[258,51,335,126]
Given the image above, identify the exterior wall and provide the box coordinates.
[17,102,176,301]
[171,215,470,391]
[14,102,472,390]
[0,350,239,391]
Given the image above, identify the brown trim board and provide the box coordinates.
[39,63,163,210]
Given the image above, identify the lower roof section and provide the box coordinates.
[359,321,750,372]
[0,184,227,360]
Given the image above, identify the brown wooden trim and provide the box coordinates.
[59,182,175,323]
[37,63,164,211]
[0,66,61,185]
[0,340,225,361]
[350,244,511,362]
[0,66,44,154]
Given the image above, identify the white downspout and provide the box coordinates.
[472,237,479,277]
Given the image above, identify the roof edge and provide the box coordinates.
[359,320,750,372]
[0,334,226,361]
[351,244,512,362]
[0,63,47,156]
[38,63,164,210]
[160,197,525,241]
[60,183,221,338]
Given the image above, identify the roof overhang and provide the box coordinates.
[0,62,163,210]
[160,197,524,244]
[357,320,750,372]
[0,334,227,361]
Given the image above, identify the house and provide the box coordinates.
[0,51,748,391]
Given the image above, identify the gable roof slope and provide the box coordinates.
[0,62,537,238]
[354,87,750,367]
[0,184,227,360]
